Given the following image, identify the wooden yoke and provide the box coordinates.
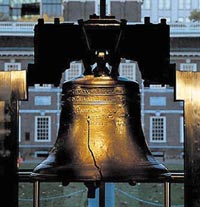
[0,70,27,207]
[176,70,200,207]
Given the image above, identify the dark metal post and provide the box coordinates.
[33,180,40,207]
[99,182,106,207]
[100,0,106,18]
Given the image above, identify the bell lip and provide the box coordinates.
[31,156,170,182]
[30,172,172,183]
[30,161,171,182]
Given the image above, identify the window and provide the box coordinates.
[65,62,82,81]
[34,84,52,88]
[180,63,197,72]
[119,62,136,81]
[34,96,51,106]
[34,151,49,158]
[35,116,51,142]
[178,0,191,9]
[142,0,151,9]
[158,0,170,9]
[150,116,166,142]
[178,16,190,22]
[185,17,190,23]
[4,62,21,71]
[25,132,30,141]
[150,97,166,106]
[12,0,40,3]
[21,2,40,16]
[149,84,166,89]
[178,0,184,9]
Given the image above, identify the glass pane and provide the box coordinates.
[18,182,88,207]
[19,183,33,207]
[115,183,184,207]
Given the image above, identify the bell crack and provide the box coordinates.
[87,116,103,180]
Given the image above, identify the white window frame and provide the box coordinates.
[185,0,191,9]
[119,62,136,81]
[180,116,184,143]
[65,62,82,81]
[158,0,170,10]
[178,17,184,22]
[150,116,166,143]
[34,116,51,142]
[180,63,197,72]
[4,62,21,71]
[19,115,21,142]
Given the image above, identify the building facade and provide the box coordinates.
[0,0,199,23]
[0,0,142,21]
[63,0,142,21]
[0,1,199,164]
[142,0,200,23]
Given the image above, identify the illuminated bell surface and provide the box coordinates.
[32,74,169,182]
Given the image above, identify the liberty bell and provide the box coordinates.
[32,54,168,180]
[30,15,170,193]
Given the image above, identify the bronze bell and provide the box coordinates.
[31,51,169,184]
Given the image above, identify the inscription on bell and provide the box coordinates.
[69,84,129,136]
[71,96,124,103]
[88,115,108,125]
[71,87,125,95]
[69,87,125,104]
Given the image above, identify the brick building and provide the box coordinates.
[0,0,199,163]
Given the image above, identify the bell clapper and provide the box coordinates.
[84,181,101,198]
[93,50,110,77]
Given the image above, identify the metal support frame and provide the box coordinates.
[100,0,106,17]
[33,180,40,207]
[32,181,172,207]
[28,175,182,207]
[99,183,106,207]
[164,181,171,207]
